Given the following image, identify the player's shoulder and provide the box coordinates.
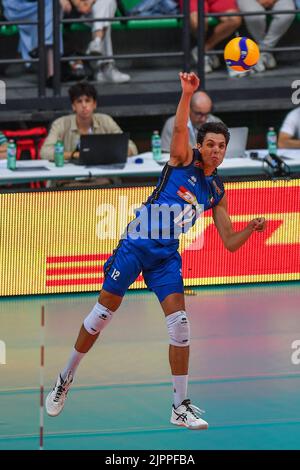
[215,170,225,185]
[217,174,226,195]
[212,172,226,203]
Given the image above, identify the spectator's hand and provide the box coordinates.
[64,151,80,160]
[71,0,95,15]
[60,0,73,13]
[258,0,277,8]
[247,217,267,232]
[179,72,200,95]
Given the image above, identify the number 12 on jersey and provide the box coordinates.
[111,269,120,280]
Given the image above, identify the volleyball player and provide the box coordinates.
[46,72,266,429]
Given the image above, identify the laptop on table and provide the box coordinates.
[75,133,129,168]
[225,127,249,158]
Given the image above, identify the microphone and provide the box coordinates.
[263,153,289,176]
[264,153,282,168]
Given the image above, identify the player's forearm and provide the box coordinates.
[173,92,192,133]
[225,226,253,252]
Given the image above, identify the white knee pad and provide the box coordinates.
[166,310,190,347]
[83,302,113,335]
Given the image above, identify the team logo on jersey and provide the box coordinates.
[177,186,203,222]
[177,186,198,205]
[188,175,197,187]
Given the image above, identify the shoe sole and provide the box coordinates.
[170,419,208,430]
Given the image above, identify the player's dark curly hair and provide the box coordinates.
[68,82,98,103]
[197,122,230,145]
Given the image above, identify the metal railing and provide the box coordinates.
[0,0,46,97]
[0,0,299,106]
[0,0,191,100]
[53,0,191,96]
[196,7,300,89]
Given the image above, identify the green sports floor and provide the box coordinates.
[1,283,300,450]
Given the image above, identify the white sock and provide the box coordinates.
[61,348,86,381]
[172,375,188,408]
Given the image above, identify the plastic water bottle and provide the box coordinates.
[151,130,162,162]
[7,139,16,170]
[266,127,277,155]
[54,140,64,167]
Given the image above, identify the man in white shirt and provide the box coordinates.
[161,91,222,152]
[278,107,300,148]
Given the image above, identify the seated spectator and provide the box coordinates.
[41,82,138,162]
[237,0,295,72]
[72,0,130,83]
[178,0,241,73]
[161,90,222,152]
[2,0,95,85]
[0,131,8,159]
[2,0,67,86]
[278,107,300,148]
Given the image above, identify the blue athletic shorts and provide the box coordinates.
[102,238,184,302]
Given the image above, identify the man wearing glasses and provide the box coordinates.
[161,90,222,152]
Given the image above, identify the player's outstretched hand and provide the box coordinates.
[179,72,200,95]
[248,217,267,232]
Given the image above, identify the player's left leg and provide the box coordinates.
[144,254,208,430]
[160,293,208,430]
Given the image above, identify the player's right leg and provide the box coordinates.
[46,239,142,417]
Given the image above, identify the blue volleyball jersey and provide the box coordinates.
[103,149,226,296]
[125,149,225,247]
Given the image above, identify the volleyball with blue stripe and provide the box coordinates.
[224,37,260,72]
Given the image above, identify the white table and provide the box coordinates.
[1,150,300,185]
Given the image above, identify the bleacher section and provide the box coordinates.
[0,1,299,123]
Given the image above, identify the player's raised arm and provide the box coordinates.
[170,72,200,166]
